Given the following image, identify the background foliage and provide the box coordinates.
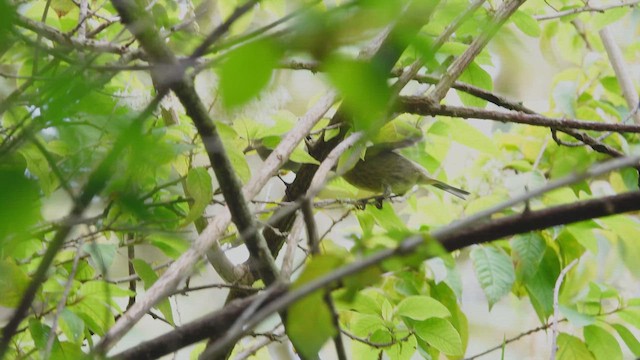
[1,0,640,359]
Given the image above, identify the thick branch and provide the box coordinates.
[111,190,640,359]
[400,96,640,133]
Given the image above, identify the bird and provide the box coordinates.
[342,147,469,199]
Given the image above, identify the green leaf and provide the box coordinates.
[132,259,174,325]
[350,312,387,337]
[618,308,640,329]
[511,233,546,281]
[599,216,640,274]
[511,10,540,37]
[525,248,560,322]
[219,38,282,108]
[326,57,391,132]
[559,305,595,327]
[557,333,596,360]
[182,167,213,227]
[0,165,41,240]
[365,202,407,232]
[396,296,451,321]
[60,308,85,344]
[470,245,515,309]
[287,255,344,358]
[429,118,499,155]
[413,318,463,356]
[457,62,493,108]
[0,259,29,307]
[384,334,417,360]
[583,325,622,360]
[611,324,640,356]
[148,233,190,259]
[82,243,117,274]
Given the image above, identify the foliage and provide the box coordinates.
[1,0,640,359]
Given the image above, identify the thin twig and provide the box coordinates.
[535,0,640,21]
[43,246,83,359]
[550,259,579,360]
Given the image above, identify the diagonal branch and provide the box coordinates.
[428,0,526,102]
[112,187,640,359]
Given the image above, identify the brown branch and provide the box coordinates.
[109,190,640,359]
[15,13,128,54]
[428,0,526,102]
[400,96,640,133]
[0,92,166,359]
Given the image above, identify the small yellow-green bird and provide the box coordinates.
[343,148,469,199]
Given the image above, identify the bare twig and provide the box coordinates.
[599,26,640,124]
[44,246,83,359]
[428,0,526,102]
[535,0,640,21]
[550,259,579,360]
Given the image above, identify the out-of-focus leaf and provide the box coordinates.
[132,259,174,325]
[182,167,213,227]
[396,296,451,320]
[511,10,540,37]
[557,333,596,360]
[326,56,391,132]
[82,243,117,274]
[413,318,463,356]
[470,245,515,309]
[511,233,546,281]
[584,325,623,360]
[287,255,344,359]
[219,39,282,108]
[0,260,29,307]
[612,324,640,356]
[457,62,493,108]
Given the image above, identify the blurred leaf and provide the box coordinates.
[429,118,499,155]
[182,167,213,227]
[0,259,29,307]
[60,308,85,344]
[457,62,493,108]
[326,57,391,132]
[413,318,463,356]
[511,233,546,281]
[287,255,344,359]
[82,243,117,275]
[583,325,622,360]
[470,245,515,309]
[525,248,560,322]
[612,324,640,356]
[132,259,174,325]
[219,38,282,108]
[557,333,596,360]
[0,163,42,240]
[396,296,451,320]
[148,233,189,259]
[559,305,595,327]
[511,10,540,37]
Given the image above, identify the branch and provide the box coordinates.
[551,259,578,360]
[115,189,640,359]
[400,96,640,133]
[428,0,526,102]
[0,91,165,359]
[15,13,128,54]
[97,89,334,352]
[599,26,640,124]
[535,0,640,21]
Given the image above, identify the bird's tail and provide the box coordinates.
[431,180,470,200]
